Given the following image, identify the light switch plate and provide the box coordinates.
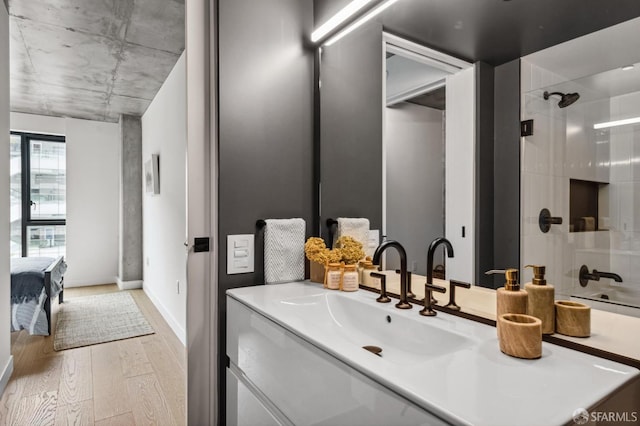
[227,234,254,274]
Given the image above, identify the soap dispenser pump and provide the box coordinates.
[486,268,528,334]
[524,265,555,334]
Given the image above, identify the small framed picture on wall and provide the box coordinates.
[145,154,160,195]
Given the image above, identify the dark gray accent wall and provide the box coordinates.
[492,59,521,287]
[319,21,383,243]
[314,0,351,25]
[217,0,314,422]
[475,62,495,287]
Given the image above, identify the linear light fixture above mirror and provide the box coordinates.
[593,116,640,129]
[310,0,374,43]
[323,0,400,47]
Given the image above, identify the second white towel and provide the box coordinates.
[336,217,370,256]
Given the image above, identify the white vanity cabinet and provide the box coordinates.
[226,297,448,426]
[226,282,639,426]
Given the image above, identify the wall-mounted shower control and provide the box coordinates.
[539,208,563,233]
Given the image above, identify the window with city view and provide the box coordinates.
[10,132,66,258]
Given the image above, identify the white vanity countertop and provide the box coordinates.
[227,281,639,426]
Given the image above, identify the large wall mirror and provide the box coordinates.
[316,0,640,332]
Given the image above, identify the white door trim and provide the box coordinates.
[186,0,218,424]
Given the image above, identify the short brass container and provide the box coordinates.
[555,301,590,337]
[309,261,325,284]
[498,314,542,359]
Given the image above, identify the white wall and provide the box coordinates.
[141,52,186,344]
[385,103,444,275]
[0,1,14,396]
[10,112,120,287]
[445,66,476,283]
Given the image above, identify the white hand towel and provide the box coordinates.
[264,218,306,284]
[582,216,596,232]
[336,217,370,256]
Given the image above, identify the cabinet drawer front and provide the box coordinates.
[227,297,448,426]
[226,368,285,426]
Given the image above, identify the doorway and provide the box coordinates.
[382,34,472,278]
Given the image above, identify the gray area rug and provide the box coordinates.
[54,291,155,351]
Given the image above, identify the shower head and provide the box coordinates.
[543,91,580,108]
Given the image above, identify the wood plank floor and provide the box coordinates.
[0,285,187,426]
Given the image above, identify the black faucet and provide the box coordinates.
[579,264,623,287]
[372,240,412,309]
[426,237,455,302]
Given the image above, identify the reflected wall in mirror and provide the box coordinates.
[520,18,640,317]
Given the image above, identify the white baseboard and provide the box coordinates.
[117,278,143,290]
[143,283,186,346]
[64,277,118,288]
[0,355,14,398]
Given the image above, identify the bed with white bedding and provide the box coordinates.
[11,256,66,336]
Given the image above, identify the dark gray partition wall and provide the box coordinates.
[475,62,495,287]
[492,59,521,287]
[314,0,351,25]
[217,0,314,422]
[319,22,383,243]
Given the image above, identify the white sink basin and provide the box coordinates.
[228,281,639,426]
[281,293,473,363]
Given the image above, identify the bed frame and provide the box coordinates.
[43,256,65,336]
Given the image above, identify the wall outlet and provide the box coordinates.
[146,257,150,266]
[176,280,180,294]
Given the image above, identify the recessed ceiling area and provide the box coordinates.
[377,0,640,66]
[8,0,184,123]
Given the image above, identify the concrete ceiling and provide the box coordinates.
[8,0,184,123]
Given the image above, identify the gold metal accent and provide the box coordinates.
[420,283,446,316]
[363,345,383,357]
[485,268,520,290]
[504,268,519,290]
[525,264,546,285]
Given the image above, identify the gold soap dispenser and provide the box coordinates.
[524,265,555,334]
[486,268,528,334]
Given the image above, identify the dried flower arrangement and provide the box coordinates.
[304,236,364,265]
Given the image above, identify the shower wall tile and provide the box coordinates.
[524,62,566,92]
[521,133,538,174]
[610,131,632,183]
[521,59,533,93]
[610,252,630,285]
[632,129,640,182]
[627,249,640,286]
[551,116,567,177]
[634,185,640,231]
[615,182,634,233]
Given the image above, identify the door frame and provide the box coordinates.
[185,0,218,424]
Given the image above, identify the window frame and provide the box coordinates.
[11,131,66,257]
